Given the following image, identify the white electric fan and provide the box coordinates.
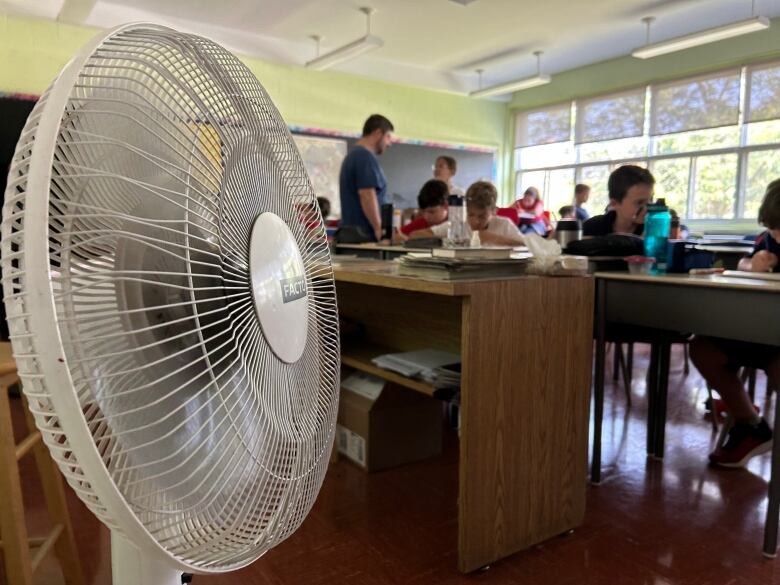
[1,23,340,584]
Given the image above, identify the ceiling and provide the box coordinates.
[4,0,780,95]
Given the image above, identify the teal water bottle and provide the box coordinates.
[644,198,671,273]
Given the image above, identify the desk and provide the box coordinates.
[591,272,780,556]
[333,259,594,572]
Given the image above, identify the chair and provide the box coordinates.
[0,343,85,585]
[496,207,520,225]
[592,326,691,483]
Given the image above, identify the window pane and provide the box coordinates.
[746,119,780,146]
[576,89,646,143]
[515,103,571,147]
[691,154,737,219]
[652,125,739,155]
[516,142,575,169]
[651,70,740,135]
[650,158,690,218]
[746,62,780,123]
[576,165,610,215]
[745,150,780,218]
[516,170,546,198]
[578,136,646,163]
[546,168,576,215]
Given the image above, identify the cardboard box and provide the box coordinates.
[337,372,442,472]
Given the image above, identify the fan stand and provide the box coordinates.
[111,532,184,585]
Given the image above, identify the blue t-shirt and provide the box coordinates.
[750,231,780,272]
[339,145,387,239]
[575,206,590,222]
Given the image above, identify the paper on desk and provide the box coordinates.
[342,371,385,401]
[372,349,460,377]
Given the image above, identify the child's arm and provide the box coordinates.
[392,229,408,244]
[407,228,436,239]
[739,250,778,272]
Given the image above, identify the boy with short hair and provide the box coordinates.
[401,179,449,237]
[583,165,654,237]
[574,183,591,221]
[690,178,780,467]
[411,181,524,246]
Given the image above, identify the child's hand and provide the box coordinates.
[750,250,779,272]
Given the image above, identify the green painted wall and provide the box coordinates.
[0,14,512,193]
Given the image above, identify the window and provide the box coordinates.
[745,62,780,123]
[651,70,740,136]
[576,165,610,215]
[745,150,780,218]
[515,103,571,147]
[513,61,780,222]
[691,154,737,219]
[650,158,690,216]
[576,89,646,144]
[547,168,575,214]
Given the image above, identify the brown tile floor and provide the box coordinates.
[5,345,780,584]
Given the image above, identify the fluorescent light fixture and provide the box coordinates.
[305,35,383,70]
[470,50,550,98]
[632,16,770,59]
[469,74,551,98]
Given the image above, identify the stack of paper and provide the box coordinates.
[397,252,531,281]
[372,349,460,386]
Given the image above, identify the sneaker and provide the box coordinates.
[709,419,773,468]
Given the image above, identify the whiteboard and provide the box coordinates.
[293,134,347,218]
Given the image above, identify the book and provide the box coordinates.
[722,270,780,282]
[432,246,513,260]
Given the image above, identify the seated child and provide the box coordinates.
[401,180,449,238]
[558,205,577,220]
[316,196,331,219]
[690,178,780,467]
[411,181,524,246]
[583,165,654,237]
[513,186,548,235]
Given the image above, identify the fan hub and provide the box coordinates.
[249,212,309,363]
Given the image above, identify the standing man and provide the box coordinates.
[339,114,394,242]
[574,183,591,222]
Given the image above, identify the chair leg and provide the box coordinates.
[626,343,634,386]
[748,369,757,403]
[706,387,719,432]
[683,342,691,376]
[613,343,622,382]
[618,346,632,407]
[763,385,780,557]
[0,380,35,585]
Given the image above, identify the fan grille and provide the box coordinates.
[2,25,340,570]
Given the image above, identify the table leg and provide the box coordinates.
[646,343,659,456]
[763,385,780,557]
[653,341,671,459]
[591,280,606,484]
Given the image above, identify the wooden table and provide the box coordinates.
[333,259,594,572]
[591,271,780,557]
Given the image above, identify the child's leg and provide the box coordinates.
[690,336,758,422]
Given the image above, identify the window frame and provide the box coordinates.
[512,62,780,222]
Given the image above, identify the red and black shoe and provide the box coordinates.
[709,418,773,468]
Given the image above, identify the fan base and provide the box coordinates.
[111,531,185,585]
